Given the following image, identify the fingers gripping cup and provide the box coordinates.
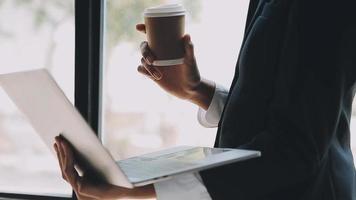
[144,4,186,66]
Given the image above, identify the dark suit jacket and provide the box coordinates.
[200,0,356,199]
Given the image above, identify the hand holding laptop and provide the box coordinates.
[53,135,156,199]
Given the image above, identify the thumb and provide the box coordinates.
[183,34,194,58]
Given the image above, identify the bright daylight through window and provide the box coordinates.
[0,0,74,196]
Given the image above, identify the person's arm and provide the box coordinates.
[137,24,230,127]
[136,24,215,111]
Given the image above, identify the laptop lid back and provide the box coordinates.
[0,69,133,188]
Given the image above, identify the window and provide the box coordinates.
[0,0,74,197]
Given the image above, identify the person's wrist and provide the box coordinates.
[104,185,130,199]
[187,79,215,110]
[113,184,156,199]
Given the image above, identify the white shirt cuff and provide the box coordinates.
[154,173,212,200]
[197,83,229,128]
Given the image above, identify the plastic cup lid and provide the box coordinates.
[144,4,186,18]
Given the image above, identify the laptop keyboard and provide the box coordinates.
[116,147,235,183]
[118,159,195,181]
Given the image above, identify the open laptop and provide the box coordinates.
[0,69,261,188]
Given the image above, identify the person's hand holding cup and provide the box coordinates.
[137,4,202,101]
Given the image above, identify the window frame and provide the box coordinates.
[0,0,104,199]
